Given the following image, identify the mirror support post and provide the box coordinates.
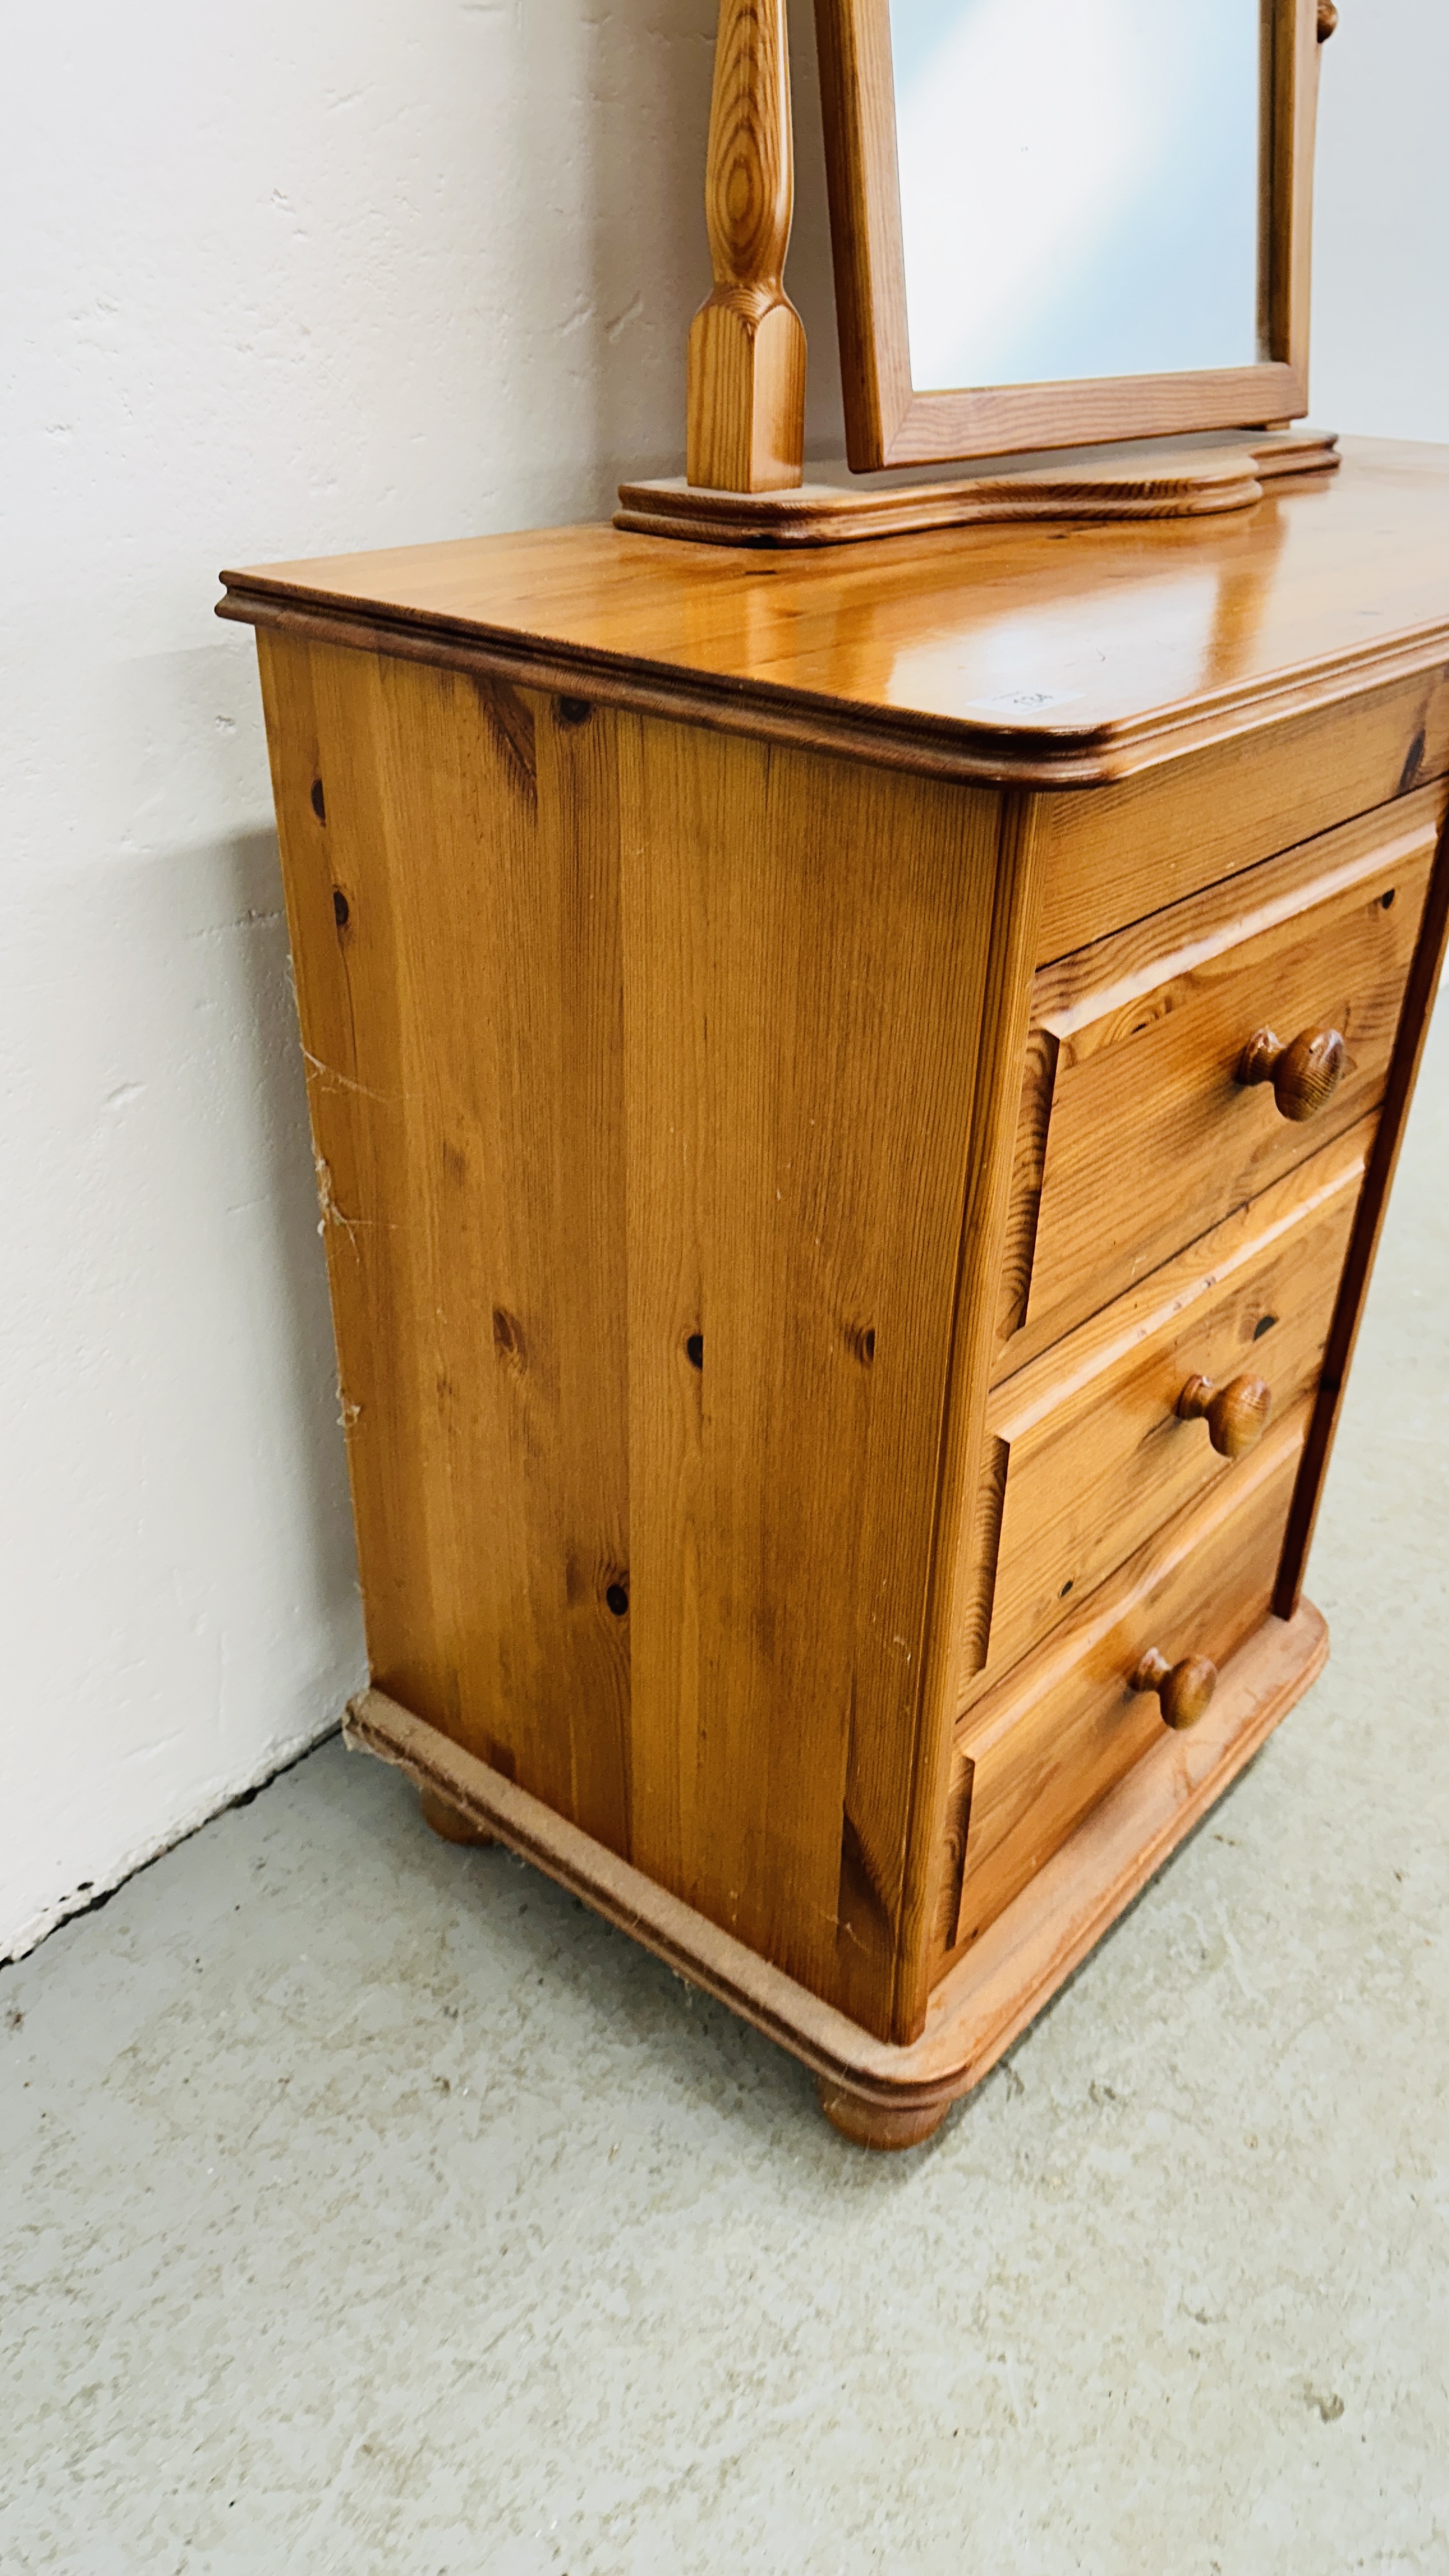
[687,0,808,492]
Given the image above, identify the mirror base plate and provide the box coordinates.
[617,431,1338,550]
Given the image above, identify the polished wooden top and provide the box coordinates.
[220,439,1449,785]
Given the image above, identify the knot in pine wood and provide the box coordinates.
[717,140,785,285]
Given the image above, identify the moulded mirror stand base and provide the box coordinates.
[617,429,1340,549]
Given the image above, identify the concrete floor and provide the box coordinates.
[4,1011,1448,2575]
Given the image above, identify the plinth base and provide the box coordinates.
[346,1600,1328,2148]
[616,431,1340,548]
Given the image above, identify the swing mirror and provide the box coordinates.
[813,0,1330,469]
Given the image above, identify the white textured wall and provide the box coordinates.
[1,1,1443,1961]
[1313,1,1449,440]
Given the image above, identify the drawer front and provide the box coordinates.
[955,1123,1368,1707]
[997,792,1438,1372]
[1033,674,1449,963]
[935,1405,1308,1973]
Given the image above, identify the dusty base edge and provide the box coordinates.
[344,1602,1328,2131]
[615,433,1340,549]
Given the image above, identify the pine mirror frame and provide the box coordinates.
[811,0,1331,470]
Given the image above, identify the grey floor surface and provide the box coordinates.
[4,1009,1449,2575]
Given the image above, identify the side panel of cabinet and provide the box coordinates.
[258,631,1034,2044]
[257,634,638,1855]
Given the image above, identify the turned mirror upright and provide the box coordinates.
[222,0,1449,2149]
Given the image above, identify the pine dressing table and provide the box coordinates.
[220,1,1449,2144]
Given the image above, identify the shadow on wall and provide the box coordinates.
[216,825,365,1642]
[79,796,367,1702]
[0,756,367,1955]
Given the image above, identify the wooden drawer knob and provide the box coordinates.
[1176,1371,1272,1459]
[1131,1646,1218,1731]
[1238,1023,1346,1121]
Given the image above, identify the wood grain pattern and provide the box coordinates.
[1035,671,1449,960]
[687,0,807,491]
[1266,0,1324,395]
[878,367,1310,479]
[220,443,1449,794]
[898,791,1050,2037]
[951,1434,1009,1681]
[1034,785,1446,1029]
[999,799,1437,1372]
[261,624,1041,2046]
[1238,1020,1346,1120]
[346,1593,1329,2129]
[615,728,1031,2040]
[959,1122,1367,1706]
[809,0,911,470]
[257,638,636,1851]
[995,1027,1058,1345]
[940,1404,1309,1968]
[814,0,1321,467]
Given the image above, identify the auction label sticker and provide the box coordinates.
[967,687,1084,717]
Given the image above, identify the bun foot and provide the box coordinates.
[419,1785,495,1846]
[816,2077,951,2150]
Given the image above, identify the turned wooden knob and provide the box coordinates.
[1237,1023,1346,1121]
[1176,1371,1272,1459]
[1317,1,1338,39]
[1131,1646,1218,1731]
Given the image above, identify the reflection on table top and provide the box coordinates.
[220,440,1449,786]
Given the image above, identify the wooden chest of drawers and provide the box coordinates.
[221,438,1449,2147]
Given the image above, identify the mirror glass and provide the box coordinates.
[890,0,1262,390]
